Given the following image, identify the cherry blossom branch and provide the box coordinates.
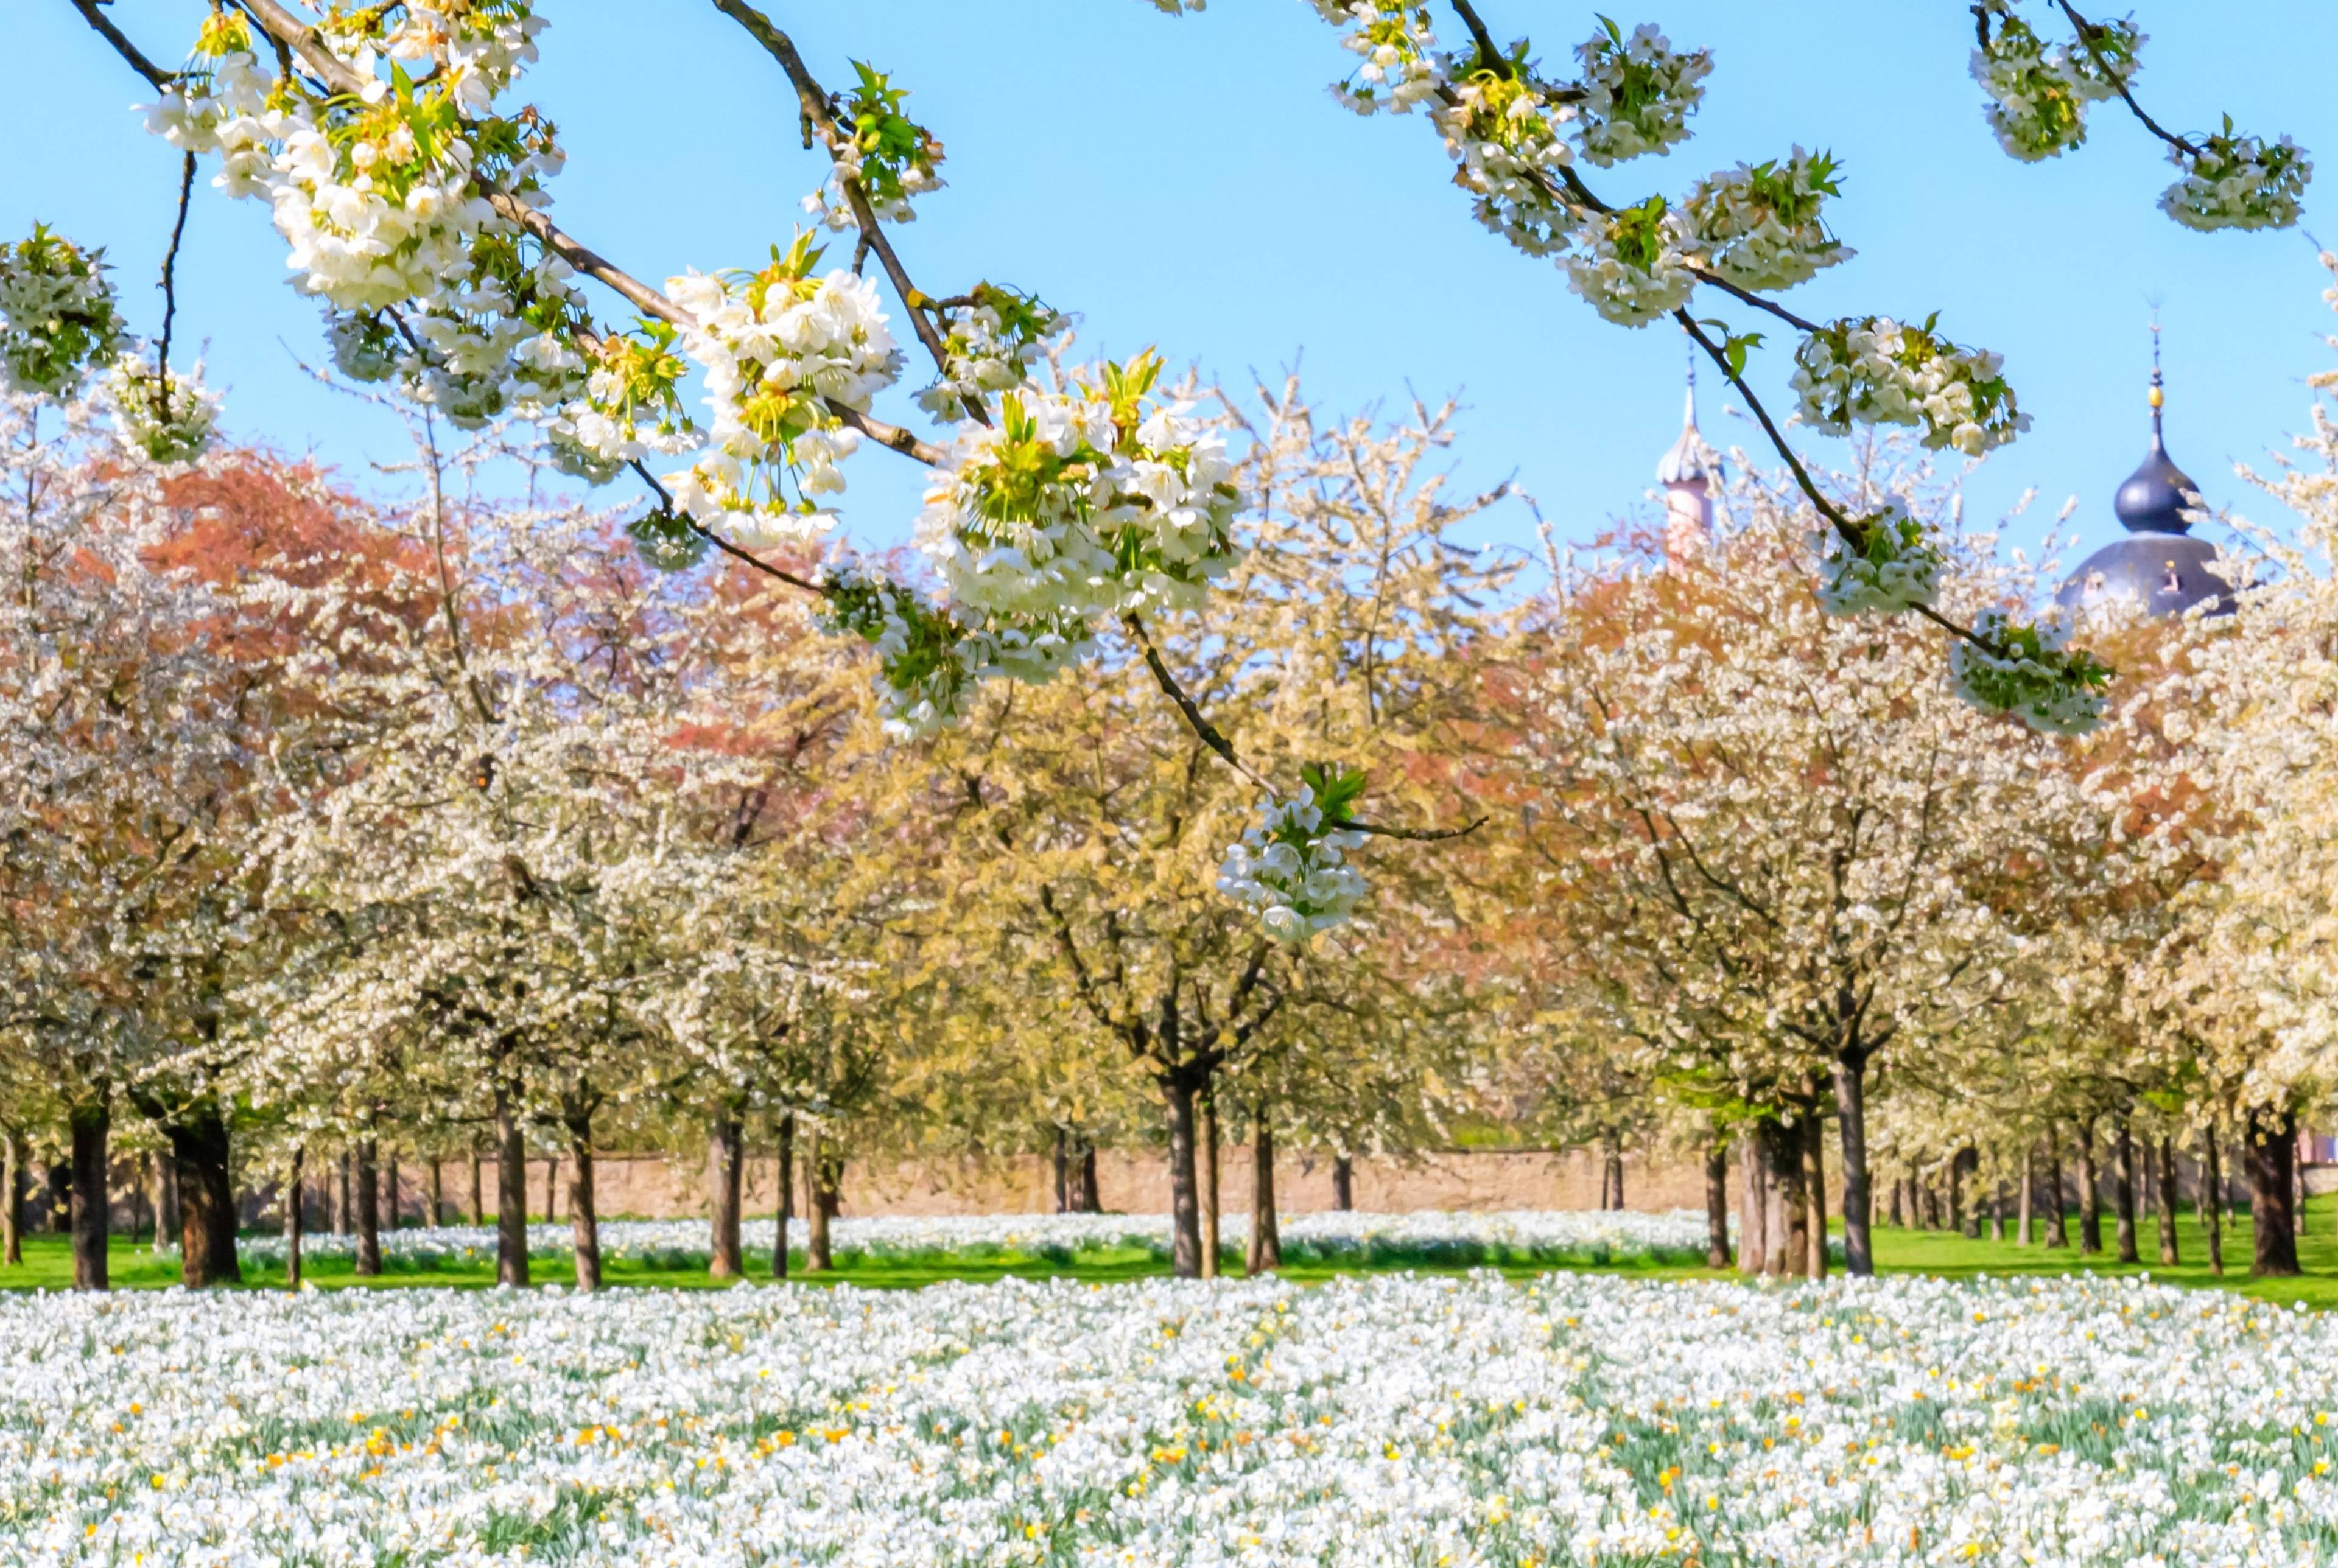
[1120,611,1272,791]
[71,0,951,472]
[66,0,174,88]
[704,0,973,413]
[2052,1,2201,156]
[1445,0,1509,75]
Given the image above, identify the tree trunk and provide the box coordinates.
[166,1105,242,1287]
[773,1112,795,1280]
[2043,1123,2069,1248]
[154,1147,179,1255]
[1052,1126,1070,1215]
[337,1149,352,1237]
[1736,1130,1767,1277]
[1603,1127,1626,1212]
[1833,1055,1873,1275]
[1957,1148,1982,1240]
[1,1131,20,1266]
[1771,1122,1811,1279]
[2203,1136,2225,1276]
[707,1108,745,1280]
[1989,1180,2006,1242]
[542,1157,558,1224]
[1246,1100,1281,1273]
[565,1109,600,1292]
[2017,1146,2034,1246]
[1332,1153,1355,1212]
[385,1151,400,1232]
[1802,1112,1829,1279]
[69,1097,108,1292]
[1947,1150,1967,1237]
[286,1147,304,1290]
[1199,1093,1221,1279]
[1078,1140,1101,1212]
[2074,1119,2102,1255]
[468,1152,483,1226]
[1919,1172,1940,1230]
[1704,1140,1730,1269]
[1886,1175,1903,1228]
[807,1136,841,1273]
[354,1137,382,1276]
[2154,1135,2180,1265]
[2249,1105,2301,1277]
[1164,1077,1204,1279]
[426,1159,443,1228]
[2112,1115,2140,1264]
[493,1076,530,1289]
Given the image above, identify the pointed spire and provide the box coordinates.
[2114,312,2197,535]
[2147,312,2165,450]
[1655,348,1716,486]
[1658,343,1717,553]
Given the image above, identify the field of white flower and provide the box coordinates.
[239,1208,1734,1272]
[6,1270,2335,1566]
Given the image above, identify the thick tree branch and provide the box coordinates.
[68,0,175,88]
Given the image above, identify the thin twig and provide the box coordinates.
[1120,611,1271,791]
[624,460,826,596]
[1349,814,1490,843]
[149,150,197,424]
[1685,267,1823,335]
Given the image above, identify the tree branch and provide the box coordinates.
[67,0,175,88]
[2054,1,2199,157]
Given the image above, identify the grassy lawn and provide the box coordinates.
[5,1199,2336,1301]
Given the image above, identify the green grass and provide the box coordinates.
[6,1199,2337,1303]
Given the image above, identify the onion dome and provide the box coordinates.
[2055,327,2230,618]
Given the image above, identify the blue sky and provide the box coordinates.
[15,1,2338,576]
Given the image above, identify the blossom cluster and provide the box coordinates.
[802,62,947,230]
[1949,606,2113,735]
[1680,147,1855,292]
[1571,19,1712,167]
[919,352,1239,625]
[1814,499,1945,617]
[1436,65,1580,256]
[662,237,901,548]
[1970,12,2142,162]
[913,283,1065,424]
[1792,315,2030,457]
[1563,195,1693,326]
[544,320,698,483]
[818,558,1089,737]
[100,351,222,464]
[1218,771,1370,943]
[12,1273,2338,1565]
[2161,124,2314,233]
[1310,0,1443,115]
[0,224,124,398]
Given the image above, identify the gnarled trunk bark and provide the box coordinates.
[2249,1105,2301,1277]
[286,1147,304,1289]
[1770,1122,1810,1279]
[565,1108,600,1292]
[1199,1093,1221,1279]
[1245,1099,1280,1275]
[1736,1130,1767,1277]
[2074,1119,2102,1255]
[69,1096,108,1292]
[2112,1115,2140,1264]
[1164,1077,1203,1278]
[2203,1136,2225,1276]
[1704,1140,1730,1269]
[707,1107,745,1280]
[1332,1153,1354,1212]
[493,1073,530,1288]
[773,1112,795,1279]
[807,1135,842,1273]
[1078,1140,1101,1212]
[354,1137,382,1276]
[1802,1113,1829,1279]
[1832,1055,1873,1275]
[1603,1127,1626,1213]
[166,1104,242,1287]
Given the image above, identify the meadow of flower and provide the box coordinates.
[5,1270,2336,1565]
[236,1207,1732,1272]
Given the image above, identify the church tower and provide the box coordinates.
[1655,357,1718,557]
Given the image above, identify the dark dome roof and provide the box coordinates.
[2055,531,2230,618]
[2113,438,2199,535]
[2057,341,2228,617]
